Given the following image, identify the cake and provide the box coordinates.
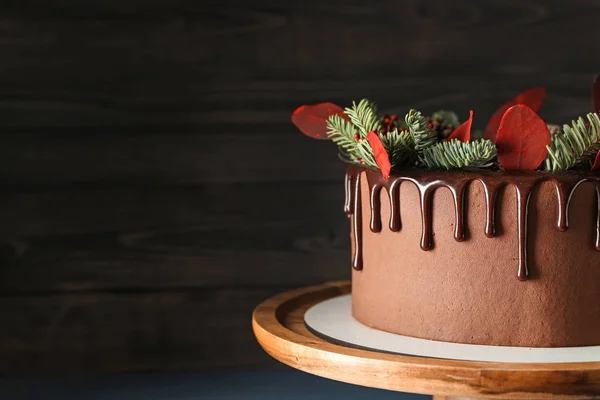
[292,81,600,348]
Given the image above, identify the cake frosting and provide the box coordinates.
[348,166,600,347]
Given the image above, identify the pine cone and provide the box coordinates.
[426,115,456,139]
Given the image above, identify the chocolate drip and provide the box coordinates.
[344,171,353,215]
[344,165,600,280]
[348,171,363,271]
[450,182,467,242]
[419,185,435,251]
[554,181,571,232]
[595,182,600,252]
[553,178,582,232]
[388,180,402,232]
[369,183,383,233]
[480,180,501,238]
[514,183,533,281]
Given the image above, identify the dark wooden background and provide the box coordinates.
[0,0,599,377]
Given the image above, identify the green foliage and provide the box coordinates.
[378,127,417,167]
[419,139,498,170]
[329,99,417,169]
[326,114,376,168]
[405,109,438,151]
[344,99,382,137]
[326,99,498,173]
[326,114,359,163]
[544,112,600,171]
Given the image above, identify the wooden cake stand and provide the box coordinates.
[252,281,600,400]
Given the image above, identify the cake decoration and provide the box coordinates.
[366,131,391,179]
[446,110,472,142]
[292,79,600,281]
[495,104,551,171]
[292,83,600,175]
[290,102,347,139]
[426,111,459,140]
[483,86,546,141]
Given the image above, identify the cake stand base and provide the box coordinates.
[253,281,600,400]
[433,397,496,400]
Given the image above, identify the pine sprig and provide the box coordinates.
[405,109,438,151]
[356,138,377,167]
[379,128,417,167]
[344,99,382,137]
[419,139,497,170]
[326,114,377,167]
[544,112,600,172]
[326,114,359,162]
[328,99,417,169]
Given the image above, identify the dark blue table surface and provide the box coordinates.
[0,369,430,399]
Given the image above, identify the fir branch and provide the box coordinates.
[405,109,438,151]
[378,128,417,167]
[326,114,359,162]
[356,138,377,167]
[419,139,497,170]
[544,112,600,171]
[326,114,377,168]
[344,99,382,137]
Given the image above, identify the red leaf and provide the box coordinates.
[592,75,600,114]
[291,102,348,139]
[592,151,600,171]
[484,87,547,142]
[367,130,391,179]
[496,105,551,171]
[447,110,473,142]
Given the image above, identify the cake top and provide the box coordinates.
[291,78,600,179]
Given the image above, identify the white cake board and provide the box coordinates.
[304,294,600,363]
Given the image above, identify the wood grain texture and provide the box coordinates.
[253,282,600,399]
[0,286,285,378]
[0,130,345,184]
[0,0,598,129]
[2,0,600,377]
[0,182,349,293]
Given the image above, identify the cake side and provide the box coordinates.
[350,169,600,347]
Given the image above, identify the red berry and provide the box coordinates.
[354,133,360,140]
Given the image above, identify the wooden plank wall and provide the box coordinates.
[0,0,599,377]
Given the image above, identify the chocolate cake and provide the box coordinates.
[292,81,600,347]
[348,166,600,347]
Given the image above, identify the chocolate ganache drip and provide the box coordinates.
[344,165,600,280]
